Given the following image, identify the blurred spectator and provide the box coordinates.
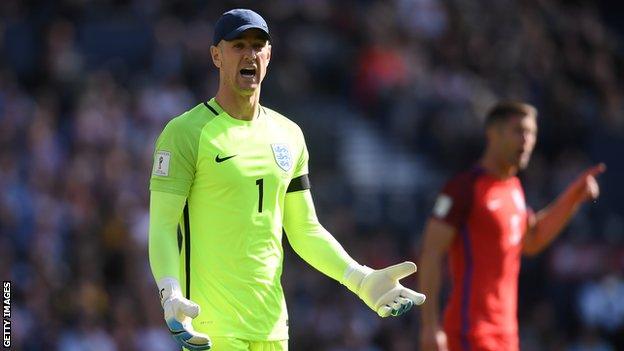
[578,274,624,333]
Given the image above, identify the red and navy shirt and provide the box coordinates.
[432,167,529,338]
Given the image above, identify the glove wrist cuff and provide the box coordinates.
[342,263,373,294]
[157,277,183,306]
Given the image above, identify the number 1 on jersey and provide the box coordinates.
[256,178,264,213]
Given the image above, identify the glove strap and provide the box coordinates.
[342,263,373,295]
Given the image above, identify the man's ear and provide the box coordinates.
[210,45,221,68]
[266,44,272,64]
[485,124,498,144]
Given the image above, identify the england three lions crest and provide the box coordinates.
[271,143,292,172]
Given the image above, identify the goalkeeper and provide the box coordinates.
[148,8,425,351]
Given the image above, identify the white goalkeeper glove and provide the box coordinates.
[158,277,212,350]
[343,261,426,317]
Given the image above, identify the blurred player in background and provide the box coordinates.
[418,102,605,351]
[148,8,425,351]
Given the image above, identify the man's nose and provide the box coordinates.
[243,47,257,60]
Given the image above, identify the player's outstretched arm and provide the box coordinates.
[523,163,605,255]
[149,191,212,350]
[283,189,425,317]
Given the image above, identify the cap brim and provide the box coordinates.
[223,24,271,42]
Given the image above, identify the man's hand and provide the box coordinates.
[420,326,449,351]
[158,278,212,350]
[568,163,605,204]
[343,261,426,317]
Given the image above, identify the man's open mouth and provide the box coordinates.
[240,68,256,78]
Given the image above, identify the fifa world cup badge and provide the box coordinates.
[153,150,171,176]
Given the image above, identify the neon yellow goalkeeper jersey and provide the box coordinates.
[149,98,309,341]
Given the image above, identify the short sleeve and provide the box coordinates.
[431,172,477,232]
[149,117,198,196]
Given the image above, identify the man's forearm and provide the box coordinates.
[418,252,443,327]
[287,223,356,282]
[525,164,605,255]
[283,190,358,282]
[149,191,187,281]
[525,188,580,255]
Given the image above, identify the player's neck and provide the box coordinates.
[215,89,261,121]
[480,153,517,179]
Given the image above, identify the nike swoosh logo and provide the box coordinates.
[215,154,237,163]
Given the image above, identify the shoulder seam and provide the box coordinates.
[203,101,219,116]
[176,103,219,180]
[194,107,221,171]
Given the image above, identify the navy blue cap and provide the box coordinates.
[213,9,270,46]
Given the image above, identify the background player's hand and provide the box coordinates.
[343,261,426,317]
[568,163,605,204]
[158,277,212,350]
[420,326,449,351]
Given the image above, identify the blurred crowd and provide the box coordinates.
[1,0,623,350]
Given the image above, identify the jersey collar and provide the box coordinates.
[205,98,264,126]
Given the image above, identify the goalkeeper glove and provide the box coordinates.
[158,277,212,350]
[343,261,426,317]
